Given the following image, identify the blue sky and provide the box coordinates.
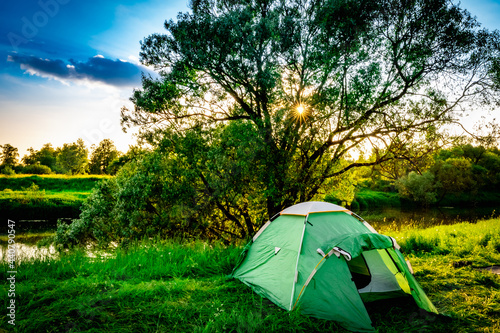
[0,0,189,157]
[0,0,499,159]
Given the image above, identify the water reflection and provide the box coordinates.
[357,206,498,230]
[0,229,117,262]
[0,241,118,262]
[0,242,58,262]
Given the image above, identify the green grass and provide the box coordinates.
[0,174,111,192]
[0,189,90,201]
[1,220,500,332]
[390,219,500,264]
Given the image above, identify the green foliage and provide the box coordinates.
[106,145,148,174]
[88,139,120,175]
[55,151,211,246]
[368,139,440,181]
[383,143,500,207]
[322,165,360,207]
[20,141,127,175]
[352,189,400,210]
[396,171,438,206]
[0,165,15,175]
[55,178,121,246]
[22,143,58,170]
[0,143,19,167]
[431,157,475,202]
[55,139,89,175]
[435,144,500,193]
[22,164,53,174]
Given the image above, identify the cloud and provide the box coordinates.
[7,54,149,87]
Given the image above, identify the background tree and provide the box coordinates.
[0,144,19,167]
[22,164,53,175]
[368,134,446,181]
[21,148,37,166]
[476,148,500,189]
[394,142,500,206]
[88,139,121,175]
[116,0,500,238]
[22,143,58,172]
[106,145,149,175]
[55,139,88,175]
[0,144,19,175]
[431,157,475,203]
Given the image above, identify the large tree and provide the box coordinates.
[121,0,500,238]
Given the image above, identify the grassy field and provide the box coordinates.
[1,218,500,332]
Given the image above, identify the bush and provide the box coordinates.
[396,171,437,206]
[1,166,15,175]
[53,151,207,247]
[22,164,53,174]
[352,189,400,210]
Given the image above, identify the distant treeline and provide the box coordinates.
[0,139,141,176]
[326,144,500,209]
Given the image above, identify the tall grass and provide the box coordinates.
[389,218,500,261]
[1,220,500,332]
[389,219,500,332]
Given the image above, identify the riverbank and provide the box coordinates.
[1,218,499,332]
[0,175,109,226]
[0,174,111,191]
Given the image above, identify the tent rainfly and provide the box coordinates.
[230,201,437,332]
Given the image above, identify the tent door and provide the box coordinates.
[347,253,371,290]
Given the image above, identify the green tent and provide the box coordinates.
[230,201,437,332]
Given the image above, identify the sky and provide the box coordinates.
[0,0,189,158]
[0,0,499,160]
